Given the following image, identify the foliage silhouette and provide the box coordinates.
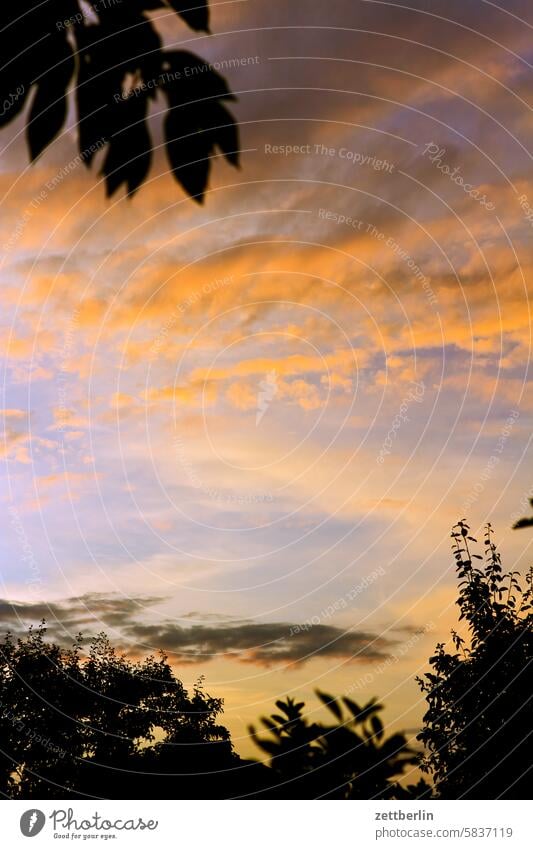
[249,692,429,799]
[0,623,428,799]
[4,524,530,801]
[417,521,533,799]
[512,497,533,529]
[0,1,239,200]
[0,624,252,798]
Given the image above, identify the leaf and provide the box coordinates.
[162,53,239,200]
[260,717,281,735]
[164,109,211,201]
[343,696,363,718]
[162,50,235,104]
[207,102,240,166]
[102,123,152,196]
[513,517,533,529]
[27,38,75,160]
[355,699,383,723]
[371,714,384,741]
[315,689,343,720]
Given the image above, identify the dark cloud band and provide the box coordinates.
[0,594,395,667]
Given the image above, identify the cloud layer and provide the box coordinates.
[0,593,396,667]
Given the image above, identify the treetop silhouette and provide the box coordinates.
[0,1,239,200]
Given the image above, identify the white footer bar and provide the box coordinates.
[1,799,530,848]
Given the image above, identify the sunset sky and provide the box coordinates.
[1,0,532,761]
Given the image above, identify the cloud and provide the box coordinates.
[123,619,395,666]
[0,593,163,636]
[0,594,395,667]
[146,381,218,407]
[49,407,89,430]
[225,381,257,411]
[0,426,30,463]
[0,409,27,419]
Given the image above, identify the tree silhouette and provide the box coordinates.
[249,692,427,799]
[417,521,533,799]
[0,1,239,200]
[0,624,246,798]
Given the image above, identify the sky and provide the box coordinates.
[0,0,532,762]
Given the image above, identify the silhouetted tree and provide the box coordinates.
[249,692,426,799]
[417,521,533,799]
[0,1,239,199]
[0,624,247,798]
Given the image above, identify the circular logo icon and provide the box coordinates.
[20,810,46,837]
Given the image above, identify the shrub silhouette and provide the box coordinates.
[0,1,239,199]
[417,521,533,799]
[249,692,427,799]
